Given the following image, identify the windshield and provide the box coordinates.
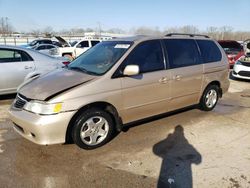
[70,41,78,47]
[29,40,38,46]
[68,41,132,75]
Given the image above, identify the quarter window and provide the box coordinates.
[197,40,222,63]
[164,39,200,68]
[122,40,164,73]
[37,46,46,50]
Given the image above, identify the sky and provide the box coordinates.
[0,0,250,32]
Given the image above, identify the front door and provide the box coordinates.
[118,40,171,123]
[0,49,35,94]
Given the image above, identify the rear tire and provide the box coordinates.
[72,108,115,150]
[199,85,219,111]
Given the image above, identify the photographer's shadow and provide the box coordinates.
[153,125,202,188]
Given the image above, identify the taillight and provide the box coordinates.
[62,61,70,65]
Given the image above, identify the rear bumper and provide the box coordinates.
[8,108,76,145]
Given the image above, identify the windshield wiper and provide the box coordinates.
[68,66,99,76]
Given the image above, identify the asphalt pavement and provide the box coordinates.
[0,79,250,188]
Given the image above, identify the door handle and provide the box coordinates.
[24,66,33,69]
[173,75,182,81]
[159,77,169,83]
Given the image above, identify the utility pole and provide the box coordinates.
[97,22,101,38]
[5,17,9,36]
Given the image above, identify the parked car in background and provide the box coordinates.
[218,40,244,68]
[22,39,53,48]
[0,45,70,95]
[232,39,250,80]
[50,36,101,60]
[232,56,250,80]
[9,34,229,149]
[32,44,58,56]
[243,39,250,56]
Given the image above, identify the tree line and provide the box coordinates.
[1,17,250,41]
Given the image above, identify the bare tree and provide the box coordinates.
[133,26,162,35]
[179,25,199,34]
[0,17,13,36]
[31,29,42,37]
[219,26,233,40]
[43,26,54,37]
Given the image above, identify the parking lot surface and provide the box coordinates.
[0,79,250,188]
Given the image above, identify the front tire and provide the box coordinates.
[199,85,219,111]
[72,108,115,149]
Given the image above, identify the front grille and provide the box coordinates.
[14,94,27,109]
[241,61,250,67]
[238,71,250,77]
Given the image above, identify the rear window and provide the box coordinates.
[164,39,200,68]
[197,40,222,63]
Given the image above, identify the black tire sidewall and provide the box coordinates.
[200,85,219,111]
[72,108,114,149]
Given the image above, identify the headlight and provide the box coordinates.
[235,60,242,65]
[23,101,62,115]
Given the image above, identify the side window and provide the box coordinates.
[91,41,100,47]
[77,41,89,48]
[46,45,55,49]
[164,39,200,68]
[0,49,21,63]
[41,40,52,44]
[122,40,164,73]
[37,46,46,50]
[197,40,222,63]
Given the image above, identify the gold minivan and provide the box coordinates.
[9,34,230,149]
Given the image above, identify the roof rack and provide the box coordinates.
[165,33,210,38]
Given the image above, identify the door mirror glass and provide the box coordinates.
[123,65,139,76]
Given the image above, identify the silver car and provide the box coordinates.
[32,44,59,56]
[0,45,69,95]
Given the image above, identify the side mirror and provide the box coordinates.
[123,65,139,76]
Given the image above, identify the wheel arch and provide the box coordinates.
[203,80,222,98]
[65,101,122,143]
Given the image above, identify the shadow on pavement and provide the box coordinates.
[153,125,202,188]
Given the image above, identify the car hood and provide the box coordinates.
[54,36,71,47]
[19,68,96,101]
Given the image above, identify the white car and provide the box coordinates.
[32,44,58,56]
[232,56,250,80]
[50,36,101,60]
[232,40,250,80]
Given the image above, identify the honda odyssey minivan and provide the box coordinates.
[9,34,230,149]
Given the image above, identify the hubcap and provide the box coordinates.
[80,116,109,146]
[205,89,217,108]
